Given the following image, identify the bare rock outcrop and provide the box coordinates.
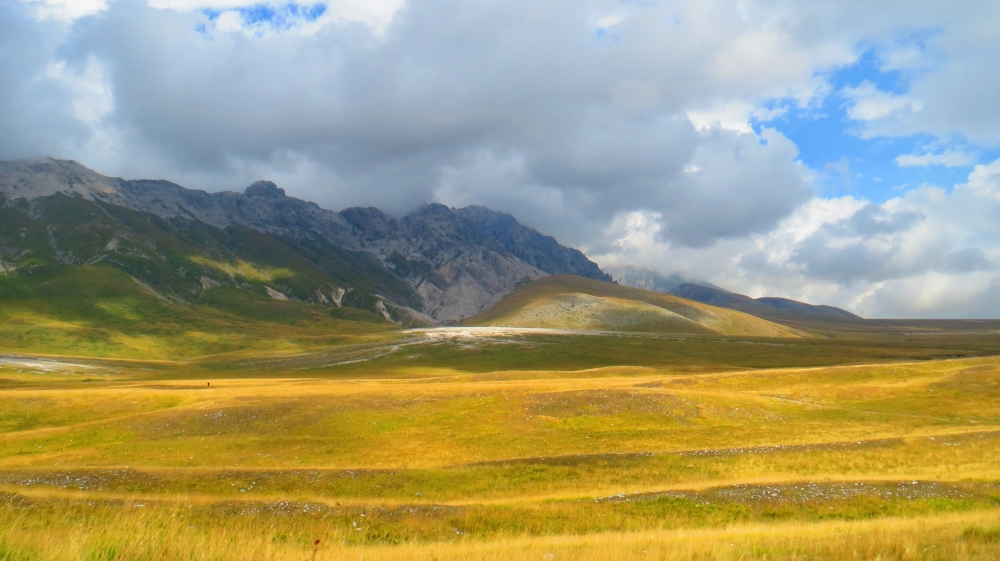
[265,287,290,301]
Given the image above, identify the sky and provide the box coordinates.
[3,0,1000,318]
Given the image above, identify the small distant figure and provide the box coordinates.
[207,382,210,388]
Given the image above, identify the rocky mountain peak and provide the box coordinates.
[244,180,286,199]
[340,207,398,235]
[0,157,123,202]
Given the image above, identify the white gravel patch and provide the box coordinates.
[0,356,95,373]
[410,327,611,340]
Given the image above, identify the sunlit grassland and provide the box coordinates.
[4,361,1000,471]
[188,328,1000,381]
[3,336,1000,559]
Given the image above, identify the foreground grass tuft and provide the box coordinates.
[963,525,1000,543]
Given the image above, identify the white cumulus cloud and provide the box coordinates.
[594,158,1000,318]
[843,81,923,123]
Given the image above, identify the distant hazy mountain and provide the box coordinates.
[668,283,861,323]
[0,158,609,322]
[606,265,719,293]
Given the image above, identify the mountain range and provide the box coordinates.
[0,158,609,324]
[0,157,870,340]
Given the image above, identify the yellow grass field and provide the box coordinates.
[3,328,1000,560]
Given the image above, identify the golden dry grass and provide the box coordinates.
[3,499,1000,560]
[3,338,1000,559]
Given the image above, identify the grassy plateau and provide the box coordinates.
[3,277,1000,559]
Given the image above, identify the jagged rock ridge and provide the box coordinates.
[0,158,609,322]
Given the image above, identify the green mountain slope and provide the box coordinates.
[0,192,428,358]
[0,191,424,309]
[466,275,804,337]
[0,263,395,360]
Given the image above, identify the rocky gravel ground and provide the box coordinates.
[593,480,997,505]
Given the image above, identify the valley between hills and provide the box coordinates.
[3,159,1000,560]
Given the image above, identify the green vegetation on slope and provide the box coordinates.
[468,274,802,337]
[0,192,422,313]
[0,263,394,359]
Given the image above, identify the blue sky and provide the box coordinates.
[197,2,326,35]
[756,49,995,203]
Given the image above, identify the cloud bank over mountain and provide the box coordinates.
[4,0,1000,317]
